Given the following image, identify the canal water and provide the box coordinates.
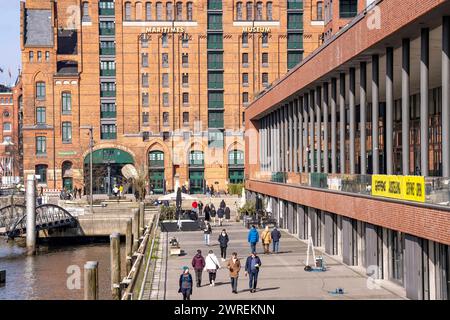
[0,238,126,300]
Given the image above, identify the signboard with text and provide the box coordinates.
[371,175,425,203]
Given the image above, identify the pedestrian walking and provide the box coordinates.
[217,207,224,226]
[119,184,124,197]
[218,229,229,261]
[220,199,226,209]
[210,185,215,197]
[261,226,272,254]
[203,221,212,246]
[226,252,241,294]
[205,250,221,286]
[245,252,262,293]
[198,201,204,217]
[204,204,211,222]
[247,225,259,253]
[224,206,231,223]
[271,226,281,253]
[178,266,193,300]
[210,204,217,226]
[191,250,206,287]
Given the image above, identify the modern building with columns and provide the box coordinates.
[245,0,450,299]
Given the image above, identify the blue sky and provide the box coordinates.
[0,1,21,87]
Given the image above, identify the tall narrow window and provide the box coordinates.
[262,32,268,46]
[317,1,323,20]
[142,93,149,106]
[242,53,249,66]
[256,2,263,20]
[142,53,149,67]
[142,73,149,87]
[135,2,143,20]
[146,2,152,20]
[162,53,169,67]
[36,82,46,100]
[36,136,47,155]
[183,92,189,104]
[37,51,42,62]
[182,53,189,66]
[182,34,189,47]
[156,2,162,20]
[45,51,50,62]
[142,112,149,124]
[162,73,169,87]
[163,112,169,125]
[266,2,273,20]
[183,112,189,125]
[246,2,253,20]
[62,122,72,143]
[262,52,268,66]
[62,92,72,114]
[242,92,249,104]
[236,2,243,20]
[141,37,148,48]
[36,107,46,124]
[166,2,173,20]
[182,73,189,87]
[125,2,131,20]
[162,33,168,47]
[29,51,34,62]
[242,32,248,46]
[82,1,90,21]
[163,93,169,106]
[242,73,249,86]
[262,72,269,87]
[176,2,183,20]
[187,2,193,20]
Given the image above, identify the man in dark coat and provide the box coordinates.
[217,207,225,226]
[245,252,262,293]
[204,204,211,221]
[224,206,231,221]
[218,229,229,261]
[191,250,206,287]
[271,227,282,253]
[220,199,226,209]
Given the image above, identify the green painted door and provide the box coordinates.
[63,177,73,191]
[149,170,164,194]
[189,170,204,194]
[228,169,244,184]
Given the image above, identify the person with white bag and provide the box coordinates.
[204,249,221,286]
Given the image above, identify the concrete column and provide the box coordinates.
[402,39,411,176]
[331,78,337,173]
[349,68,356,174]
[316,87,322,173]
[273,111,277,172]
[337,215,342,257]
[421,28,429,177]
[428,240,436,300]
[277,109,281,172]
[323,83,329,173]
[386,47,394,175]
[298,97,304,173]
[261,117,265,171]
[110,232,121,300]
[84,261,98,300]
[125,218,132,274]
[271,113,275,172]
[280,107,284,172]
[339,73,346,173]
[442,17,450,177]
[360,62,367,175]
[309,90,315,173]
[356,221,364,267]
[304,94,309,174]
[293,99,299,172]
[289,102,294,172]
[285,104,289,171]
[382,228,389,280]
[139,202,145,236]
[372,54,380,174]
[26,175,36,256]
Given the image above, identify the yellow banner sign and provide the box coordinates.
[371,175,425,203]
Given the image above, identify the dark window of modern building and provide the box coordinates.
[182,34,189,47]
[163,112,169,126]
[36,107,46,124]
[142,112,149,124]
[163,93,169,106]
[62,92,71,114]
[242,73,249,86]
[182,73,189,87]
[62,121,72,143]
[256,1,263,20]
[236,2,243,20]
[162,73,169,87]
[187,2,193,20]
[339,0,358,18]
[162,33,168,47]
[176,2,183,20]
[29,51,34,62]
[288,13,302,29]
[142,73,149,87]
[266,1,273,20]
[261,72,269,87]
[207,71,223,89]
[125,2,132,20]
[207,13,222,30]
[246,1,253,20]
[183,92,189,105]
[182,53,189,66]
[208,0,222,10]
[317,1,324,20]
[242,92,249,104]
[262,53,268,66]
[45,51,50,62]
[142,93,149,107]
[207,34,223,49]
[36,136,46,154]
[183,112,189,125]
[146,2,152,20]
[35,164,47,183]
[37,51,42,62]
[242,32,248,46]
[142,53,149,67]
[262,32,268,47]
[166,2,173,20]
[208,92,224,109]
[162,53,169,67]
[156,2,163,20]
[36,82,46,100]
[242,53,249,67]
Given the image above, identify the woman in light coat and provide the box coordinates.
[204,249,221,286]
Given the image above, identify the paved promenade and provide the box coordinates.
[156,219,404,300]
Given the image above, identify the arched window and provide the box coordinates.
[246,2,253,20]
[176,2,182,20]
[146,2,152,20]
[35,164,48,183]
[266,1,273,20]
[135,2,143,20]
[186,2,193,21]
[36,81,46,100]
[124,2,132,20]
[166,2,173,20]
[256,1,263,20]
[156,2,162,20]
[236,2,243,20]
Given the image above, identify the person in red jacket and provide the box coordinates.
[191,249,206,287]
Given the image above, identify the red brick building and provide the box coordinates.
[245,0,450,299]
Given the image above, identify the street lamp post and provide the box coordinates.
[81,126,94,213]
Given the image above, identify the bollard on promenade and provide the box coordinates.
[84,261,98,300]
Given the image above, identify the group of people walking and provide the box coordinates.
[203,199,231,227]
[248,225,282,254]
